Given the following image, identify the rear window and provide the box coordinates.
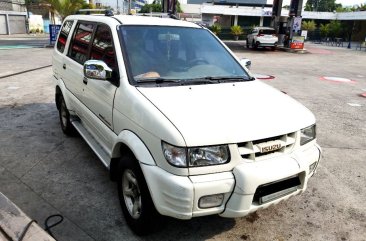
[259,29,275,35]
[56,21,73,53]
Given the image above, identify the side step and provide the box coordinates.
[71,120,110,168]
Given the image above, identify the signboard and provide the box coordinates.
[301,30,308,40]
[293,17,302,33]
[290,36,305,49]
[49,24,61,46]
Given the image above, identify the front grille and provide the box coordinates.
[238,132,296,161]
[253,175,301,205]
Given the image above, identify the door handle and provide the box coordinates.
[83,77,88,85]
[62,64,66,69]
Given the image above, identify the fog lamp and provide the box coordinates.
[198,194,224,209]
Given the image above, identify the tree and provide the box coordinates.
[42,0,85,21]
[304,0,337,12]
[139,0,182,14]
[139,3,162,13]
[319,23,329,37]
[328,20,342,37]
[302,20,316,31]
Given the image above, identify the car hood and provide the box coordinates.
[137,81,315,146]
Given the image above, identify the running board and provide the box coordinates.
[71,120,110,168]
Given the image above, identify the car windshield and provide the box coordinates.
[119,26,250,85]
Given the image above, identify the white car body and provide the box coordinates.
[247,27,278,49]
[52,13,321,229]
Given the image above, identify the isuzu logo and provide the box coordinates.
[257,141,283,153]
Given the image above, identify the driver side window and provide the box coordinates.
[90,24,117,70]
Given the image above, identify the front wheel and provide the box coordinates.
[246,39,249,48]
[117,154,160,235]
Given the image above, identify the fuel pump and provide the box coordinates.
[272,0,304,48]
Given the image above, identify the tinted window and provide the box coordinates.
[68,22,95,65]
[56,21,73,53]
[90,24,117,70]
[259,29,275,35]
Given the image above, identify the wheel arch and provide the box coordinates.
[110,130,156,181]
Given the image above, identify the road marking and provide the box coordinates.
[253,74,275,80]
[0,45,33,50]
[320,76,355,83]
[6,86,20,90]
[347,103,362,107]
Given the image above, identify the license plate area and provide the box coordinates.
[253,175,301,205]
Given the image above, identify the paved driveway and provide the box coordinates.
[0,44,365,241]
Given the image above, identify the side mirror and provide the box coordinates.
[240,58,251,69]
[84,60,113,80]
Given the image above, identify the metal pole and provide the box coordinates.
[347,20,355,49]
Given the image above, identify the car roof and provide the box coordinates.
[65,14,201,29]
[254,27,275,30]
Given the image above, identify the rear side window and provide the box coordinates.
[68,22,95,65]
[56,21,73,53]
[259,29,275,35]
[90,24,117,70]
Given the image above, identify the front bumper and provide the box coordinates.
[141,143,321,219]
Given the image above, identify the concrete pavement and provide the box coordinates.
[0,44,365,241]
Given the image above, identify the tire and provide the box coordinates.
[252,40,257,49]
[58,95,76,136]
[246,39,249,48]
[117,154,160,235]
[271,46,276,51]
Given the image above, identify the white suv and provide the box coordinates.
[246,27,278,50]
[53,13,321,235]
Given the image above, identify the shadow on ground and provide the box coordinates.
[0,103,237,241]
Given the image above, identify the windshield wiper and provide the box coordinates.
[135,77,180,84]
[203,76,255,82]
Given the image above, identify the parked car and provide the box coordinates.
[246,27,278,50]
[53,13,321,235]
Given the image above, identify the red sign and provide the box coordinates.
[290,42,304,49]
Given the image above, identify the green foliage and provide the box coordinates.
[305,0,337,12]
[230,25,243,36]
[328,20,342,37]
[210,24,222,35]
[139,3,162,13]
[319,23,329,37]
[302,20,316,31]
[139,0,182,13]
[42,0,85,20]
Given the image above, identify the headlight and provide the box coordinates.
[162,142,230,167]
[300,124,316,145]
[162,142,187,167]
[189,145,229,166]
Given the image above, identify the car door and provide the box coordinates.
[82,23,118,149]
[63,21,96,115]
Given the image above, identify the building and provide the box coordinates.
[0,0,27,34]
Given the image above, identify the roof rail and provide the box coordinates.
[76,9,114,16]
[135,12,179,19]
